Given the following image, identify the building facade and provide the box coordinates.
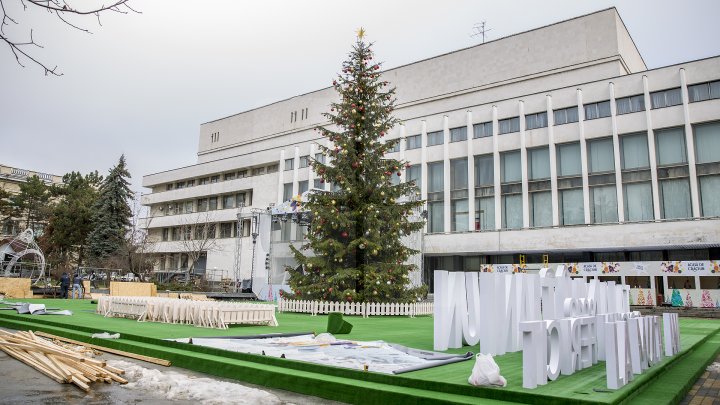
[142,8,720,296]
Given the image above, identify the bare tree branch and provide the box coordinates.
[1,0,140,76]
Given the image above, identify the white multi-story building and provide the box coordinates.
[142,8,720,296]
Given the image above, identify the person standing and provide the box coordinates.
[60,272,70,299]
[72,273,83,299]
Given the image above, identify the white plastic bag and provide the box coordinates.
[468,353,507,387]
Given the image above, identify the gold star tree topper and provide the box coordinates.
[356,27,366,39]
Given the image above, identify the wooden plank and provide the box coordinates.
[35,331,171,366]
[0,277,32,298]
[109,281,156,297]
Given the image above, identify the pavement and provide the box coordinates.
[680,353,720,405]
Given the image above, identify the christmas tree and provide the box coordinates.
[670,289,684,307]
[701,290,714,308]
[285,29,426,303]
[636,289,645,305]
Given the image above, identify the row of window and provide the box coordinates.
[158,191,252,215]
[397,79,720,149]
[163,165,278,191]
[160,220,252,241]
[409,121,720,233]
[284,153,326,171]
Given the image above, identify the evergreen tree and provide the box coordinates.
[44,171,102,267]
[286,30,426,303]
[9,175,52,235]
[87,155,133,262]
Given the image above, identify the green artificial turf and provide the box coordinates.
[1,298,718,405]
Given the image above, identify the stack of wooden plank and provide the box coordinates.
[0,330,127,392]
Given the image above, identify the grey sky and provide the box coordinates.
[1,0,719,193]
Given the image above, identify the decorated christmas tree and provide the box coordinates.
[284,29,426,303]
[685,292,693,307]
[646,290,654,306]
[701,290,713,308]
[636,289,645,305]
[670,289,684,307]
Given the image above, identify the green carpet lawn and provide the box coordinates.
[1,298,718,405]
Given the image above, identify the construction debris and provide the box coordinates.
[0,330,127,392]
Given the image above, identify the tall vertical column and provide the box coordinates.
[308,144,316,188]
[443,116,451,232]
[466,110,476,231]
[546,95,559,226]
[493,106,502,230]
[292,146,300,196]
[519,101,529,228]
[578,89,591,224]
[609,83,625,222]
[680,68,701,217]
[642,75,661,220]
[277,150,285,204]
[421,120,428,232]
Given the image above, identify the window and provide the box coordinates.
[475,196,495,231]
[186,179,195,187]
[588,138,615,173]
[220,223,233,238]
[688,80,720,103]
[266,165,278,174]
[530,191,552,227]
[284,158,294,171]
[584,100,611,120]
[223,194,235,209]
[660,179,691,219]
[175,181,185,189]
[700,175,720,216]
[251,167,265,176]
[197,198,208,212]
[624,182,653,221]
[238,170,248,178]
[207,224,216,239]
[208,197,218,211]
[182,225,191,241]
[195,224,205,239]
[502,194,522,229]
[427,130,444,146]
[406,134,421,150]
[166,184,173,191]
[655,127,687,166]
[621,133,650,170]
[473,122,493,138]
[236,192,247,207]
[313,178,323,189]
[298,180,309,194]
[451,158,468,232]
[184,201,193,214]
[387,140,400,153]
[407,164,421,186]
[283,183,293,201]
[501,151,521,183]
[591,185,618,223]
[498,117,520,135]
[525,112,548,130]
[694,122,720,164]
[560,188,584,225]
[314,153,326,164]
[171,227,180,241]
[224,173,236,181]
[299,155,310,168]
[650,88,682,109]
[616,95,645,115]
[162,228,169,241]
[557,143,581,177]
[554,106,579,125]
[450,127,467,143]
[528,147,550,180]
[427,161,444,193]
[427,162,444,233]
[474,155,494,187]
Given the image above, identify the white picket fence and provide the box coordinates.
[278,298,433,318]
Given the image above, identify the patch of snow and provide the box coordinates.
[707,362,720,373]
[108,360,285,405]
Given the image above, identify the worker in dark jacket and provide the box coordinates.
[72,273,83,299]
[60,272,70,299]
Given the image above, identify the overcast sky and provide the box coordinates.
[2,0,719,194]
